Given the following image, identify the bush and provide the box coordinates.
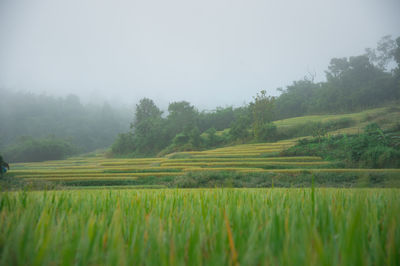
[360,146,400,168]
[172,171,398,188]
[111,133,136,155]
[257,123,277,141]
[283,123,400,168]
[229,115,251,141]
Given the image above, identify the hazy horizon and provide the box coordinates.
[1,0,399,110]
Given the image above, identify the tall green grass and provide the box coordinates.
[0,189,399,265]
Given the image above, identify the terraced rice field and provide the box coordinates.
[9,139,400,184]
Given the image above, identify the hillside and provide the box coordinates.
[274,106,400,134]
[217,105,400,138]
[4,106,400,189]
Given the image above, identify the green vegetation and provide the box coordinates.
[2,136,78,163]
[1,22,399,266]
[1,189,399,265]
[0,155,10,178]
[112,35,400,157]
[1,36,398,161]
[0,91,130,160]
[5,136,399,189]
[284,123,400,169]
[274,36,400,119]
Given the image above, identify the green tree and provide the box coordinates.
[365,35,396,71]
[131,98,165,155]
[198,107,236,131]
[188,127,202,148]
[132,98,163,130]
[251,90,275,141]
[395,37,400,67]
[229,114,251,141]
[166,101,198,138]
[205,127,219,147]
[393,37,400,80]
[274,78,321,118]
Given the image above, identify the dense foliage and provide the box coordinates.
[0,91,130,157]
[111,99,243,156]
[284,124,400,168]
[2,136,78,163]
[274,36,400,119]
[112,35,400,157]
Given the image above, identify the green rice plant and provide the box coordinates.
[103,168,183,174]
[161,161,331,169]
[166,156,323,163]
[0,189,399,265]
[23,176,142,181]
[17,172,180,178]
[237,168,400,174]
[182,167,264,172]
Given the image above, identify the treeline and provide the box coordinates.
[112,35,400,157]
[0,91,130,162]
[275,35,400,119]
[111,99,247,156]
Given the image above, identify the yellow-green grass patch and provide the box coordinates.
[236,168,400,174]
[166,156,323,163]
[17,172,180,179]
[273,107,389,127]
[161,161,331,167]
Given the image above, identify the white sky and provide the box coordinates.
[0,0,399,110]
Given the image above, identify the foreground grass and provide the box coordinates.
[1,188,399,265]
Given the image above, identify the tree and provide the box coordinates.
[131,98,163,131]
[111,133,136,155]
[130,98,165,155]
[326,58,349,80]
[166,101,198,138]
[365,35,396,71]
[274,78,321,118]
[395,37,400,67]
[198,107,236,131]
[188,127,202,148]
[323,55,391,111]
[229,114,251,141]
[251,90,275,141]
[394,37,400,80]
[205,127,219,147]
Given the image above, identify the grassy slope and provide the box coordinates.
[275,106,400,135]
[217,106,400,136]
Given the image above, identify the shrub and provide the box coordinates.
[111,133,136,155]
[257,123,277,141]
[360,146,400,168]
[284,123,400,168]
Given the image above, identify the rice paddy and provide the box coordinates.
[8,138,400,185]
[2,110,400,265]
[1,188,399,265]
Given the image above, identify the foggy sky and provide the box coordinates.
[1,0,399,110]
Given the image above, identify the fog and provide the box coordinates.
[1,0,399,110]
